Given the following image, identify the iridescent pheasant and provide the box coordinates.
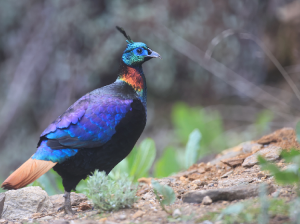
[1,27,160,214]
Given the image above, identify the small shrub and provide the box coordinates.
[86,170,137,211]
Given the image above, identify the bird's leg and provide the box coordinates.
[57,191,74,215]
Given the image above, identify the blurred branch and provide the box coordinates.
[205,29,300,103]
[155,25,298,121]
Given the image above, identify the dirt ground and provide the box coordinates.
[2,127,300,224]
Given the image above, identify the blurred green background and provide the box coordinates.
[0,0,300,193]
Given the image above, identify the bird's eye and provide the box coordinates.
[137,48,142,54]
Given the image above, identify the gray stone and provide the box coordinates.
[172,209,181,218]
[202,196,212,205]
[2,186,53,220]
[0,193,5,219]
[182,184,275,203]
[242,142,262,154]
[242,146,281,167]
[49,192,87,210]
[117,214,126,220]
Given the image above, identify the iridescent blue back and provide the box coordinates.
[32,84,136,163]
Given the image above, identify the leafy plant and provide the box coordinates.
[184,129,201,169]
[154,147,181,178]
[171,102,226,154]
[86,170,137,211]
[258,150,300,195]
[151,180,176,214]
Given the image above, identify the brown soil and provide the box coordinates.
[3,128,300,224]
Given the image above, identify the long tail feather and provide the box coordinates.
[1,158,57,190]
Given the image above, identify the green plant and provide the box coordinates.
[184,128,201,169]
[258,150,300,196]
[154,146,181,178]
[86,170,137,211]
[151,180,176,214]
[171,102,226,155]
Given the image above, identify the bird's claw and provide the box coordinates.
[57,205,75,215]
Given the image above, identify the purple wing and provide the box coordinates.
[41,93,133,149]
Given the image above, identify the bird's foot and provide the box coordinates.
[57,191,75,215]
[57,205,75,215]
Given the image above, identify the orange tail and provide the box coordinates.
[1,158,57,190]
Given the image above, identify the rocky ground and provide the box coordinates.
[0,127,299,224]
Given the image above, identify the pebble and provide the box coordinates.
[118,214,126,220]
[202,196,212,205]
[172,209,182,218]
[221,170,233,178]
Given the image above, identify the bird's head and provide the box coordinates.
[116,26,161,67]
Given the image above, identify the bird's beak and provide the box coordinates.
[147,48,161,59]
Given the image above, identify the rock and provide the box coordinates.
[117,214,126,220]
[221,170,233,178]
[219,177,253,187]
[2,186,53,220]
[0,193,5,219]
[49,192,88,210]
[202,196,212,205]
[242,146,282,167]
[242,142,262,154]
[172,209,181,218]
[182,184,275,203]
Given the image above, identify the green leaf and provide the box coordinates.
[281,149,300,163]
[171,102,225,153]
[154,147,181,178]
[273,171,299,184]
[258,156,280,174]
[151,180,176,206]
[109,158,129,180]
[130,138,156,181]
[185,129,201,169]
[258,155,300,184]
